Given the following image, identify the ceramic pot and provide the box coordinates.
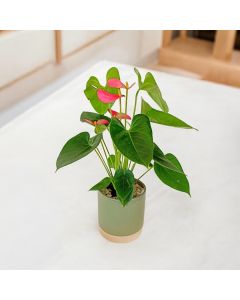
[98,180,146,243]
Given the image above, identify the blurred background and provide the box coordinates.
[0,30,239,125]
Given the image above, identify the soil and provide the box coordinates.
[101,181,145,199]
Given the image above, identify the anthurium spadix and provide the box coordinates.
[57,66,197,205]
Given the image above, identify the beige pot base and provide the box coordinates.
[99,227,142,243]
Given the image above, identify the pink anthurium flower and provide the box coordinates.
[83,119,109,126]
[96,119,109,125]
[97,89,122,103]
[107,79,126,89]
[108,109,131,120]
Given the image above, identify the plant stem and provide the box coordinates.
[119,89,122,115]
[118,89,123,166]
[101,140,108,160]
[100,141,113,177]
[102,137,111,157]
[131,162,136,172]
[123,156,128,170]
[119,153,123,168]
[96,148,110,174]
[106,127,118,171]
[133,90,140,117]
[116,149,121,169]
[128,161,132,169]
[101,138,115,176]
[124,87,129,128]
[104,127,117,170]
[119,99,122,114]
[138,166,153,180]
[120,88,129,168]
[114,146,118,170]
[95,148,112,178]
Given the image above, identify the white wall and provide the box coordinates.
[0,30,162,89]
[0,31,55,88]
[61,30,162,60]
[62,30,109,56]
[140,30,162,58]
[60,30,161,68]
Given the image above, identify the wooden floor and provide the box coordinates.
[158,37,240,88]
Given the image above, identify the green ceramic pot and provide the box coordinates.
[98,180,146,243]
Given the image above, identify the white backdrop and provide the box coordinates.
[0,31,55,88]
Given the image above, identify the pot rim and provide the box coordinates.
[98,179,146,201]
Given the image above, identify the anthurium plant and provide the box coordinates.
[56,67,196,206]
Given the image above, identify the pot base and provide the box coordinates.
[99,227,142,243]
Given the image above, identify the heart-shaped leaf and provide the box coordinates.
[154,153,190,196]
[84,76,110,114]
[114,169,135,206]
[89,177,111,191]
[142,99,196,129]
[84,68,121,114]
[110,114,154,167]
[56,132,102,171]
[140,72,169,112]
[153,144,185,174]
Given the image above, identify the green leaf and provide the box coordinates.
[141,99,196,129]
[153,144,184,174]
[110,114,154,167]
[106,67,121,94]
[106,67,120,80]
[94,125,107,134]
[141,98,152,114]
[134,67,142,88]
[154,153,190,196]
[84,76,110,114]
[107,155,115,168]
[80,111,110,123]
[89,177,111,191]
[84,67,120,114]
[56,132,102,170]
[114,169,135,206]
[141,72,169,112]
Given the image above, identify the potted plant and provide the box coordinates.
[56,67,196,243]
